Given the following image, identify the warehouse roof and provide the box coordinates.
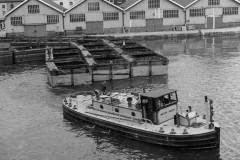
[0,0,23,3]
[120,0,240,10]
[65,0,123,13]
[168,0,198,8]
[120,0,186,10]
[120,0,141,10]
[4,0,66,18]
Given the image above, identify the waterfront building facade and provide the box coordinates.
[0,0,23,29]
[4,0,66,37]
[121,0,185,32]
[185,0,240,29]
[3,0,240,37]
[0,0,23,18]
[64,0,123,34]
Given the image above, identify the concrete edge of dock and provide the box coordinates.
[86,27,240,40]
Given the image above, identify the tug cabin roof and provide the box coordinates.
[141,89,177,99]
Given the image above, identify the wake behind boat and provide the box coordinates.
[62,88,220,149]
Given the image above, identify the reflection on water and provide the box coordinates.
[1,35,240,160]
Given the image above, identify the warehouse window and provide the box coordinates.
[10,4,14,9]
[70,14,85,22]
[223,7,238,15]
[60,2,63,5]
[208,0,220,5]
[69,2,73,5]
[2,4,5,9]
[47,15,59,24]
[130,11,145,19]
[103,12,119,21]
[88,2,99,11]
[148,0,160,8]
[28,5,39,14]
[190,8,205,17]
[11,17,22,26]
[163,10,178,18]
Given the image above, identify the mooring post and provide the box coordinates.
[129,62,132,78]
[148,61,152,76]
[91,66,94,83]
[12,49,16,64]
[71,69,74,87]
[109,61,113,81]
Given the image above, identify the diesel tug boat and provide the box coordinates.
[63,88,220,149]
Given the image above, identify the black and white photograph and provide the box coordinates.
[1,0,239,159]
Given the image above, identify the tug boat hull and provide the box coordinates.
[63,104,220,150]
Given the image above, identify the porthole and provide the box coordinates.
[100,105,103,109]
[115,108,119,112]
[131,112,136,116]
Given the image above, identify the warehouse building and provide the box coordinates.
[121,0,185,32]
[3,0,240,37]
[64,0,123,34]
[0,0,23,18]
[185,0,240,29]
[4,0,66,37]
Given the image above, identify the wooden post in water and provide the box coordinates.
[129,62,133,78]
[148,61,152,76]
[91,66,94,83]
[71,69,74,87]
[109,61,113,81]
[12,49,16,64]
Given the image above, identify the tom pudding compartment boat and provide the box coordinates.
[63,88,220,149]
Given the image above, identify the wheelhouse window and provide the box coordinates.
[11,16,22,26]
[47,15,59,24]
[163,10,178,18]
[114,108,119,112]
[130,11,145,19]
[190,8,205,17]
[223,7,238,15]
[103,12,119,21]
[88,2,99,11]
[70,14,85,22]
[148,0,160,8]
[28,5,39,14]
[208,0,220,5]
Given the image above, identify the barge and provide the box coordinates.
[63,88,220,149]
[46,37,168,87]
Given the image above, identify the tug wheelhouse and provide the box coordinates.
[140,89,178,125]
